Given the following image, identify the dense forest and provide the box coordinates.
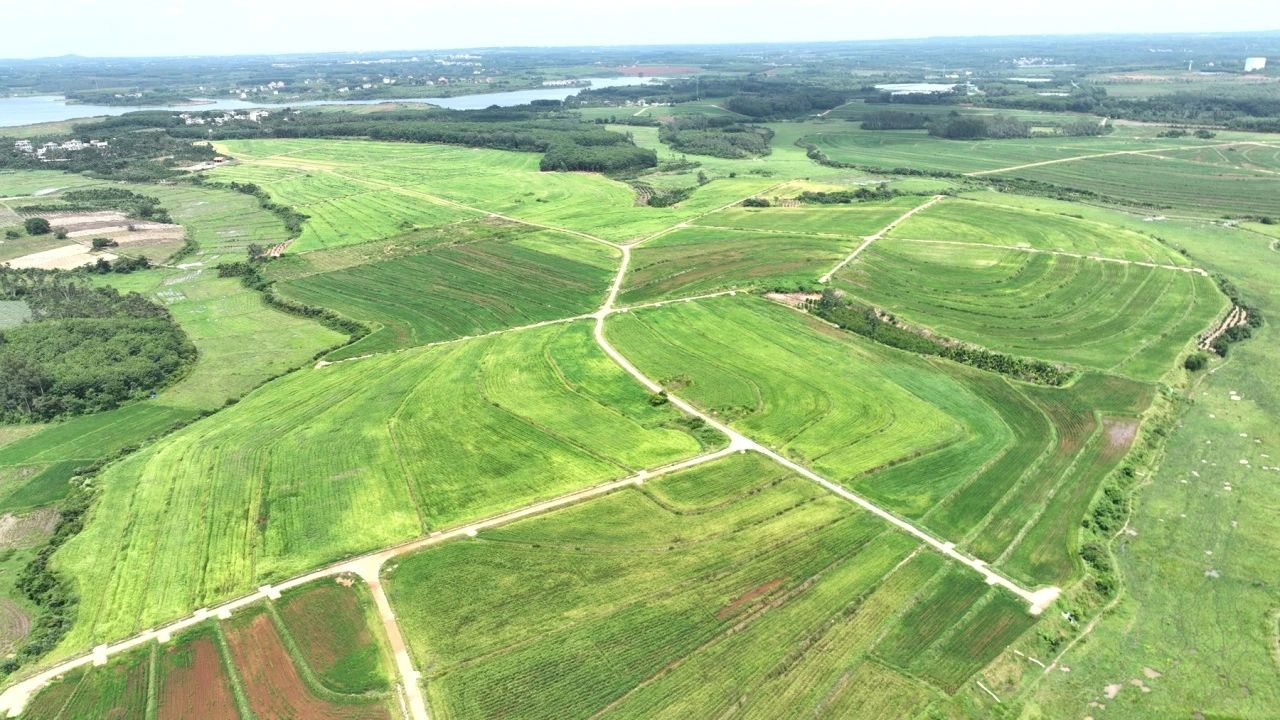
[0,268,195,422]
[659,117,772,158]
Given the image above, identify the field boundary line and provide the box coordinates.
[819,195,943,283]
[893,237,1209,275]
[0,447,737,718]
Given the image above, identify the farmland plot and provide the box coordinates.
[53,321,705,650]
[619,227,855,304]
[20,647,149,720]
[1004,151,1280,217]
[385,453,1036,719]
[885,198,1192,265]
[689,196,923,236]
[210,139,777,244]
[275,577,393,694]
[605,296,1006,501]
[277,226,617,358]
[839,230,1223,381]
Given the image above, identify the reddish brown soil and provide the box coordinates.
[717,578,786,620]
[278,580,372,680]
[157,637,239,720]
[225,611,389,720]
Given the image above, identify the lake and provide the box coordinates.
[0,76,664,128]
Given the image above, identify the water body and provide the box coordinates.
[0,76,664,128]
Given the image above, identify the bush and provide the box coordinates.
[4,230,18,240]
[1183,353,1208,371]
[24,218,50,235]
[742,197,770,207]
[91,237,119,250]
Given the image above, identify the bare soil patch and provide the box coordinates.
[0,600,31,656]
[717,578,786,620]
[225,610,389,720]
[157,636,239,720]
[0,507,59,550]
[1103,418,1140,455]
[5,244,115,270]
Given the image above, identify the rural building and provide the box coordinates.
[1244,57,1267,72]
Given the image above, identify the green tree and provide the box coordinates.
[23,218,50,235]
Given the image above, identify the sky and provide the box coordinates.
[5,0,1280,59]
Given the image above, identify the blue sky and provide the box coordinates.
[8,0,1280,58]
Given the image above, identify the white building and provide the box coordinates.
[1244,57,1267,72]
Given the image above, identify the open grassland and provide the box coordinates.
[386,453,1037,719]
[275,577,393,695]
[0,171,102,198]
[209,139,779,244]
[1029,207,1280,718]
[607,297,1001,507]
[277,225,616,359]
[619,227,853,303]
[1005,149,1280,218]
[839,240,1221,381]
[52,321,705,650]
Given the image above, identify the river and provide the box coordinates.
[0,76,664,128]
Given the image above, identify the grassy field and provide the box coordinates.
[276,224,617,359]
[1005,147,1280,218]
[208,139,779,245]
[834,198,1224,381]
[885,197,1192,264]
[0,185,343,514]
[20,647,150,720]
[690,195,922,235]
[385,453,1037,719]
[52,320,707,651]
[1026,206,1280,718]
[619,227,854,303]
[606,295,1156,585]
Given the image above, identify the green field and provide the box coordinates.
[885,197,1192,264]
[386,453,1036,719]
[605,296,1154,585]
[1028,204,1280,718]
[275,223,617,358]
[619,227,853,303]
[53,320,707,650]
[838,240,1221,381]
[1005,148,1280,217]
[208,139,779,245]
[689,195,923,236]
[0,184,343,513]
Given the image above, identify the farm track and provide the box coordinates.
[818,195,943,283]
[0,447,743,718]
[0,181,1063,718]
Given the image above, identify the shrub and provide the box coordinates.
[24,218,50,235]
[1183,353,1208,371]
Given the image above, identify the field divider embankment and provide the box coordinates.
[591,235,1059,620]
[893,237,1209,275]
[818,195,943,283]
[964,140,1261,177]
[0,446,738,719]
